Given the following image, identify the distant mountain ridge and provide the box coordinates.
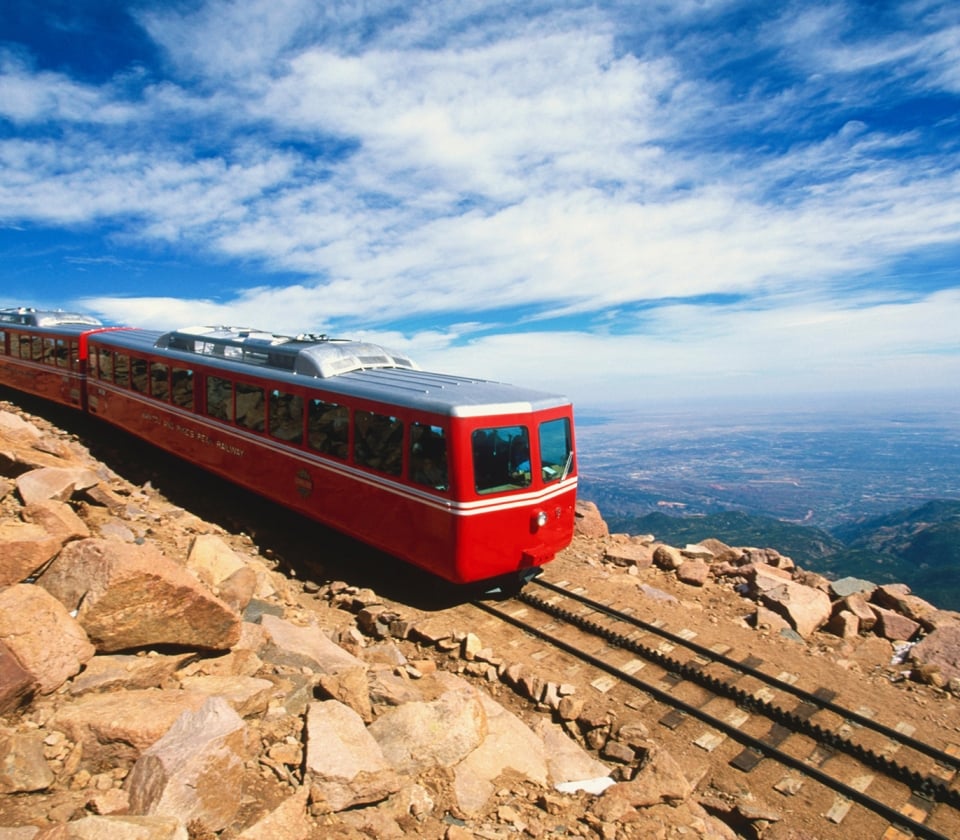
[605,500,960,611]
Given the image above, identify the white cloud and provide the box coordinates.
[3,0,960,408]
[418,287,960,407]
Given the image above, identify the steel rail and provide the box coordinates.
[530,576,960,773]
[471,598,957,840]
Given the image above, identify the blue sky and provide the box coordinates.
[1,1,959,409]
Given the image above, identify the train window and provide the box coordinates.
[235,382,265,432]
[206,376,233,422]
[17,334,31,359]
[31,336,44,362]
[114,354,130,388]
[69,340,80,369]
[171,368,194,409]
[97,348,113,381]
[42,338,56,365]
[130,358,149,393]
[539,418,574,483]
[150,363,170,401]
[472,425,531,494]
[54,339,69,369]
[354,411,402,476]
[269,390,304,444]
[0,330,5,355]
[409,423,448,491]
[307,400,348,458]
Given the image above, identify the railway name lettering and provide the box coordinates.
[216,440,245,457]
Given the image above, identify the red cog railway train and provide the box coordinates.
[0,307,578,586]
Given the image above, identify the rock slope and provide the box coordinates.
[1,405,959,839]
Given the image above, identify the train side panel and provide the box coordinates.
[87,378,464,577]
[82,346,469,578]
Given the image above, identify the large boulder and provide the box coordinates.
[0,584,94,694]
[368,673,487,773]
[304,700,400,812]
[126,697,250,832]
[49,689,210,770]
[754,577,832,638]
[453,693,549,814]
[0,728,54,793]
[0,520,65,586]
[259,614,367,674]
[14,466,99,505]
[38,538,241,652]
[574,500,608,538]
[910,624,960,683]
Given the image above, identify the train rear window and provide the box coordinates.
[539,417,574,483]
[472,425,531,494]
[0,331,5,354]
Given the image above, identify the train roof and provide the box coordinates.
[0,307,103,328]
[91,326,570,417]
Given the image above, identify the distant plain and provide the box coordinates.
[575,399,960,608]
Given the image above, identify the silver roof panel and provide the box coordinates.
[91,327,569,416]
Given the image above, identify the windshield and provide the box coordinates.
[539,417,574,483]
[472,425,531,494]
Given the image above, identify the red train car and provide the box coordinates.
[0,308,578,585]
[0,307,108,409]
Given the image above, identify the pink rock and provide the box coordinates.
[593,746,692,820]
[21,499,90,542]
[676,559,709,586]
[15,466,99,505]
[604,543,654,569]
[574,501,608,538]
[51,689,209,770]
[38,539,241,652]
[0,729,54,793]
[260,614,366,674]
[0,640,36,714]
[910,624,960,682]
[126,697,249,832]
[759,580,832,638]
[305,700,400,812]
[236,787,311,840]
[0,585,94,694]
[870,605,921,642]
[0,521,64,586]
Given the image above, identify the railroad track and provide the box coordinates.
[473,576,960,840]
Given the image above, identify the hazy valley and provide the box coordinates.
[576,401,960,609]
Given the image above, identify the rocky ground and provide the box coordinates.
[1,397,959,840]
